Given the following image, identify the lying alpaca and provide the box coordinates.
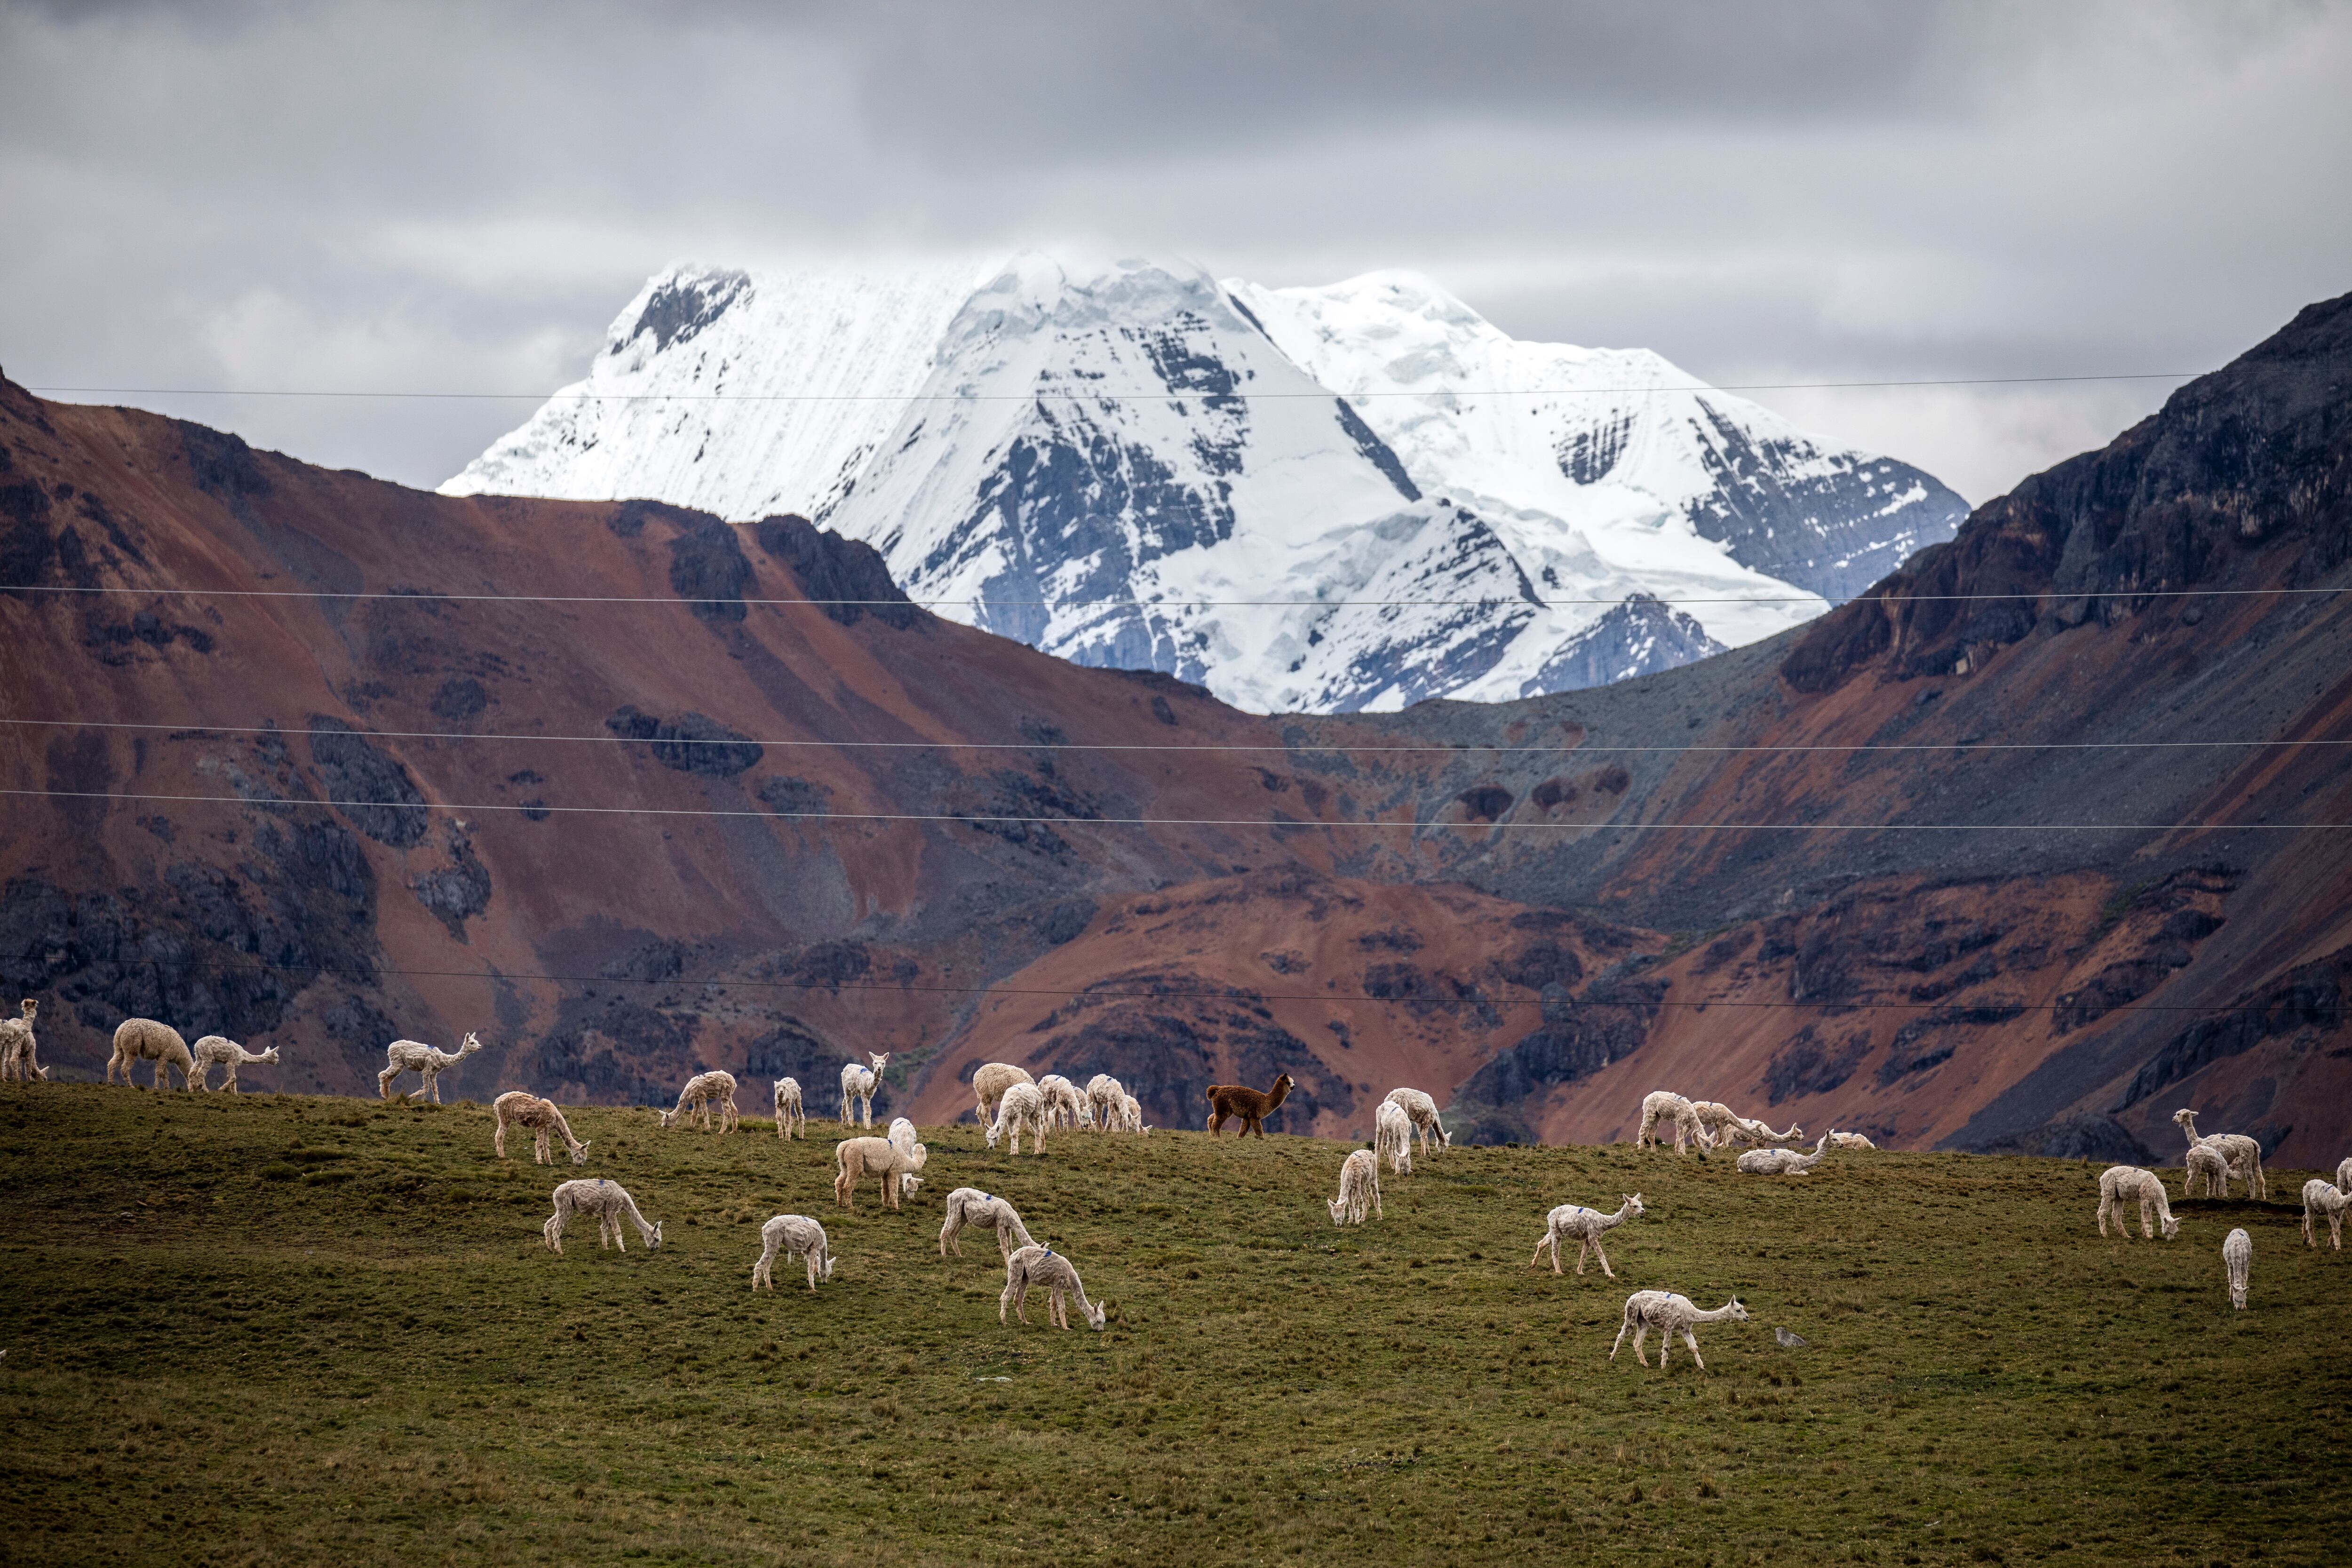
[1610,1290,1749,1370]
[2300,1178,2349,1250]
[2183,1141,2234,1199]
[659,1070,740,1132]
[1327,1148,1382,1225]
[1085,1074,1126,1132]
[1207,1072,1294,1138]
[542,1178,661,1254]
[378,1031,481,1103]
[841,1051,890,1128]
[190,1035,279,1093]
[1635,1090,1713,1154]
[938,1187,1037,1259]
[1000,1244,1106,1330]
[772,1076,805,1139]
[886,1116,925,1195]
[110,1018,199,1090]
[971,1062,1036,1125]
[2172,1108,2265,1200]
[1824,1131,1877,1151]
[493,1090,590,1165]
[834,1135,927,1210]
[2223,1227,2251,1310]
[1374,1099,1414,1177]
[2097,1165,2180,1241]
[985,1082,1050,1155]
[1736,1132,1832,1176]
[1383,1087,1450,1156]
[0,999,45,1083]
[752,1214,836,1291]
[1035,1073,1089,1130]
[1528,1193,1645,1278]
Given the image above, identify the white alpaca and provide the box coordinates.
[970,1061,1036,1125]
[1383,1087,1451,1156]
[1635,1090,1714,1154]
[378,1031,481,1103]
[2172,1108,2265,1200]
[110,1018,199,1090]
[2300,1179,2349,1250]
[1610,1290,1750,1370]
[0,1000,46,1083]
[1736,1132,1832,1175]
[659,1070,739,1132]
[542,1178,661,1254]
[1693,1103,1803,1147]
[1327,1148,1382,1225]
[1824,1131,1877,1151]
[2096,1165,2180,1241]
[1374,1099,1414,1177]
[189,1035,281,1093]
[1528,1193,1645,1278]
[1085,1074,1126,1133]
[886,1116,925,1195]
[1035,1073,1090,1130]
[1116,1091,1150,1134]
[834,1135,927,1210]
[493,1090,590,1165]
[985,1082,1050,1155]
[1000,1244,1106,1330]
[2223,1227,2251,1310]
[938,1187,1038,1259]
[2182,1141,2234,1199]
[772,1077,805,1139]
[2338,1156,2352,1195]
[840,1051,889,1127]
[752,1214,837,1291]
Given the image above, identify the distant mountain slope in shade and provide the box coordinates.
[444,254,1965,712]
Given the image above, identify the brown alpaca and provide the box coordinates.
[1206,1073,1293,1137]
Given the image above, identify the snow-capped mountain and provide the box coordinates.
[445,254,1967,714]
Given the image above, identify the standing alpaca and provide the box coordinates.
[1383,1087,1451,1156]
[1824,1131,1877,1151]
[772,1077,806,1139]
[2097,1165,2181,1240]
[1117,1092,1150,1134]
[0,1000,45,1083]
[190,1036,279,1093]
[938,1188,1037,1259]
[109,1019,199,1090]
[1327,1148,1382,1225]
[1000,1244,1107,1330]
[840,1051,889,1128]
[1693,1103,1804,1147]
[1085,1074,1126,1132]
[1374,1099,1414,1177]
[886,1116,926,1195]
[1035,1073,1090,1130]
[1207,1072,1294,1138]
[659,1070,740,1132]
[542,1178,661,1254]
[834,1135,927,1210]
[970,1062,1036,1125]
[2338,1156,2352,1195]
[1737,1133,1832,1176]
[378,1031,482,1103]
[1635,1090,1712,1154]
[493,1091,590,1165]
[2182,1141,2235,1199]
[752,1214,837,1291]
[2223,1228,2251,1310]
[1610,1290,1750,1371]
[2300,1179,2349,1250]
[985,1082,1050,1155]
[1528,1193,1646,1278]
[2172,1108,2265,1200]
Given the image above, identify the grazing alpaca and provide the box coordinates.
[493,1091,590,1165]
[1610,1290,1750,1370]
[970,1062,1036,1125]
[0,1000,45,1083]
[1824,1131,1877,1151]
[2172,1108,2265,1200]
[2223,1227,2251,1310]
[1528,1193,1645,1278]
[833,1135,927,1210]
[2301,1179,2349,1250]
[1035,1073,1090,1130]
[938,1187,1037,1259]
[886,1116,925,1195]
[2097,1165,2180,1241]
[189,1036,279,1093]
[1085,1074,1126,1132]
[772,1076,805,1139]
[1327,1148,1382,1225]
[1693,1103,1803,1147]
[1635,1090,1712,1154]
[542,1178,661,1254]
[109,1019,199,1090]
[1383,1087,1451,1156]
[840,1051,889,1127]
[659,1070,740,1132]
[1737,1132,1832,1175]
[378,1032,482,1103]
[2182,1141,2234,1199]
[1374,1099,1414,1177]
[1000,1244,1106,1330]
[1117,1092,1151,1134]
[752,1214,837,1291]
[1207,1072,1294,1138]
[985,1082,1051,1155]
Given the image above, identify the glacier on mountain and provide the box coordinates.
[444,253,1967,714]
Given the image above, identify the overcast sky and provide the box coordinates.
[4,0,2348,505]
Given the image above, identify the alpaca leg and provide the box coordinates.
[378,1065,399,1099]
[1682,1329,1704,1371]
[1632,1323,1651,1368]
[1590,1236,1615,1280]
[1531,1233,1557,1274]
[495,1120,508,1158]
[1610,1318,1632,1361]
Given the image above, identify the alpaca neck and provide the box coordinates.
[1601,1203,1634,1229]
[1692,1301,1741,1324]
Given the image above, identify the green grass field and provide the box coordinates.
[1,1084,2343,1566]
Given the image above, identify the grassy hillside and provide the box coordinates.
[0,1084,2342,1566]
